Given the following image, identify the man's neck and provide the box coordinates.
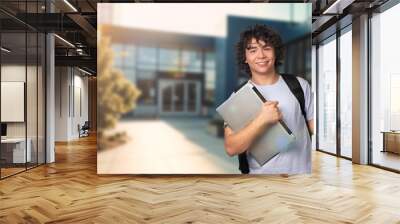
[250,70,279,85]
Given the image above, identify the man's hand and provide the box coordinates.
[256,101,282,126]
[224,101,282,157]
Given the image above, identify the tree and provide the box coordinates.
[97,32,141,138]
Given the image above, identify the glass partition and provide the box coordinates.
[0,1,46,179]
[1,30,28,178]
[27,30,38,169]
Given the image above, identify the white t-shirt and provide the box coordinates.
[246,75,314,174]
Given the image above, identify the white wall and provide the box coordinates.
[55,67,89,141]
[55,67,69,141]
[72,73,89,138]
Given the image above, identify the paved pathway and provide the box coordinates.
[98,118,239,174]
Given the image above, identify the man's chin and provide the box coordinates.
[254,69,273,75]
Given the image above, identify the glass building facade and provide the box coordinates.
[110,38,216,117]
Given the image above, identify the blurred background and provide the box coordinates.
[97,3,312,174]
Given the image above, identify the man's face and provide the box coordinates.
[245,38,276,76]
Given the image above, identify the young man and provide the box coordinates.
[224,24,314,174]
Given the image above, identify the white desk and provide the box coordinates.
[1,138,31,163]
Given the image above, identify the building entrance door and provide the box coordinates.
[158,79,201,116]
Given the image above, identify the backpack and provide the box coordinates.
[235,74,311,174]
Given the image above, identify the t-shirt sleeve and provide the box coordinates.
[297,77,314,121]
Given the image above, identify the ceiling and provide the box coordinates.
[0,0,393,74]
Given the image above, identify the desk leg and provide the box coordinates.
[382,133,386,153]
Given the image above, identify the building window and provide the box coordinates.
[136,70,157,105]
[371,3,400,171]
[111,44,136,83]
[205,52,216,104]
[137,47,157,70]
[124,45,136,68]
[339,27,352,158]
[137,79,156,105]
[111,44,124,67]
[182,50,202,73]
[159,48,180,72]
[317,35,337,155]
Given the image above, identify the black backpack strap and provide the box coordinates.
[234,80,248,92]
[238,153,249,174]
[280,74,311,138]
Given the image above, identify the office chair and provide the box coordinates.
[79,121,90,138]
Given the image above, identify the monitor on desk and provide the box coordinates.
[1,123,7,138]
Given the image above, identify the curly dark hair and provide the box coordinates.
[236,24,285,77]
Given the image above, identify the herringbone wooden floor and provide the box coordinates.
[1,135,400,223]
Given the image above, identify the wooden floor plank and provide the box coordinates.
[0,135,400,223]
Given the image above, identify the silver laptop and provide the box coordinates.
[216,82,296,166]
